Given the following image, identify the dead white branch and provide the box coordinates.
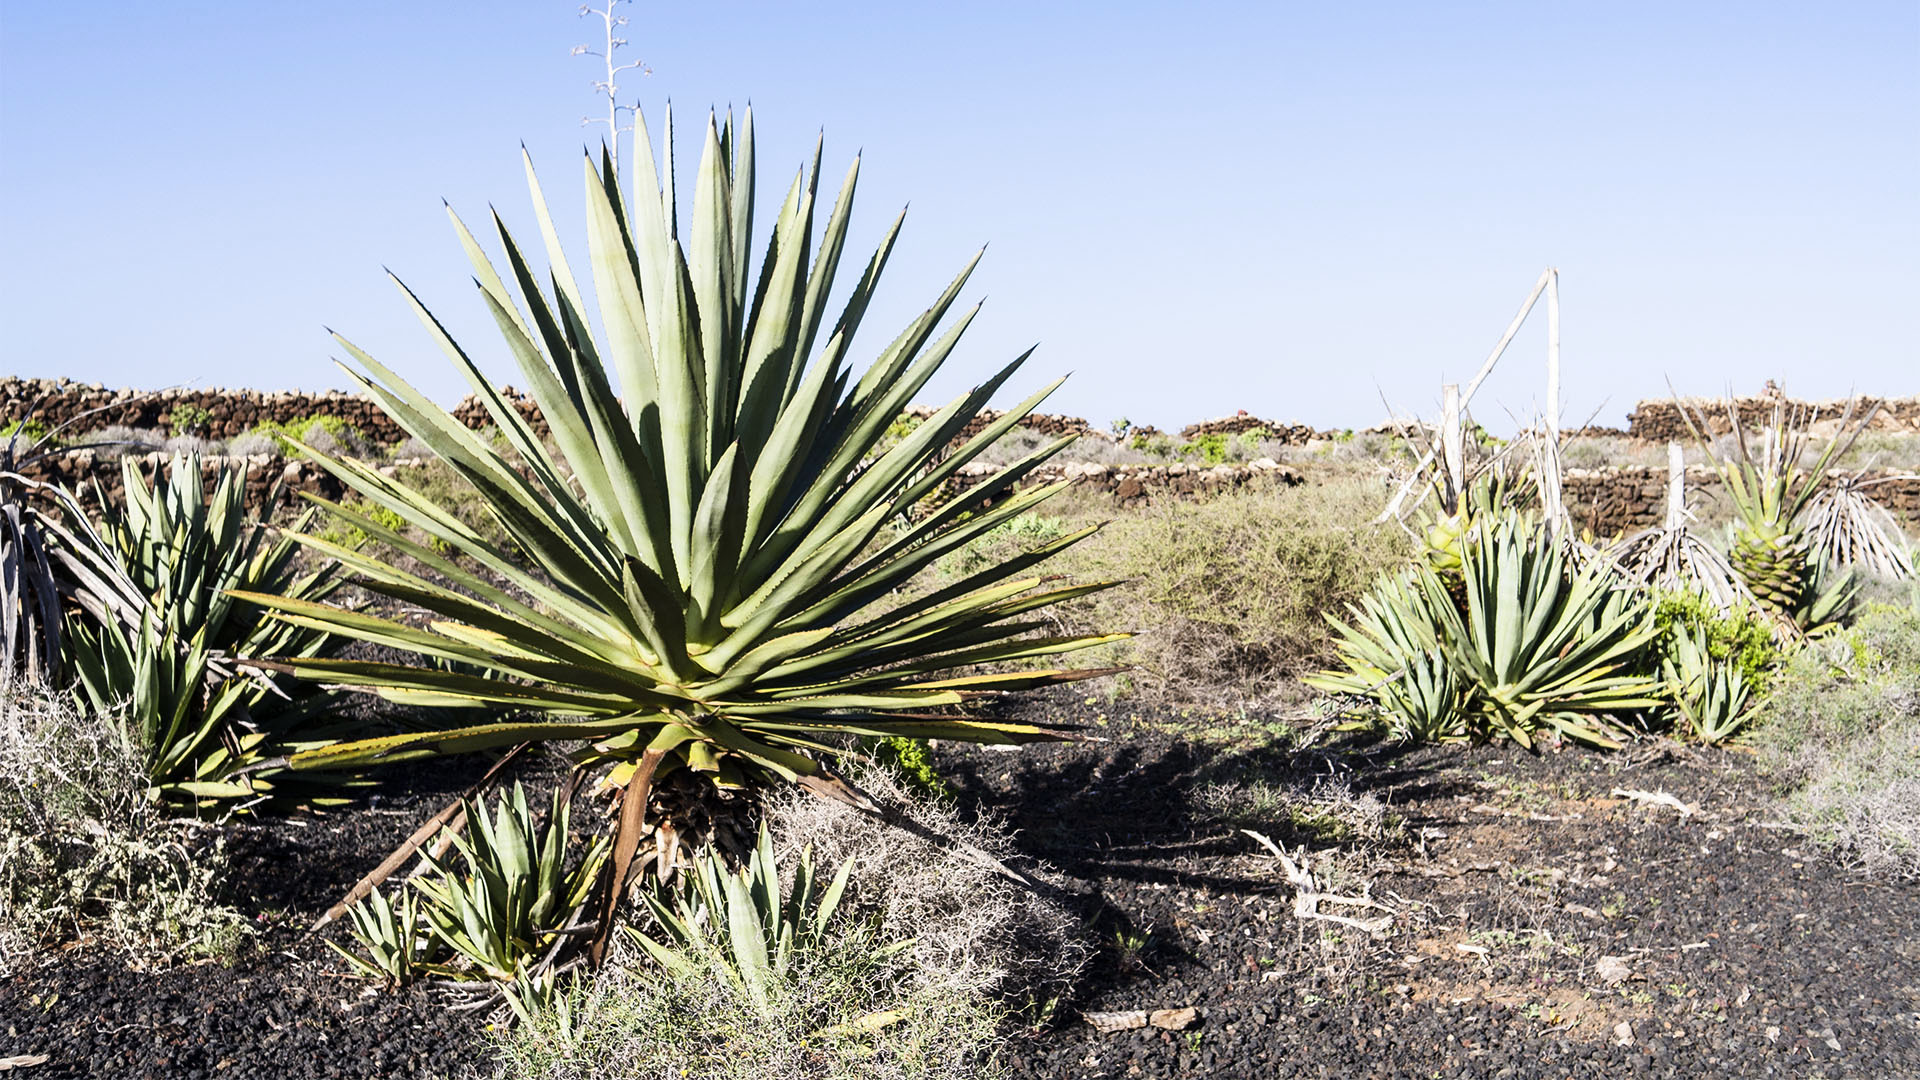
[1611,788,1699,819]
[1242,829,1394,935]
[1378,268,1556,523]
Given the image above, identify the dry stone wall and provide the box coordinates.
[1564,466,1920,535]
[1628,392,1920,442]
[11,449,348,519]
[0,377,558,445]
[1178,414,1322,446]
[14,445,1916,540]
[1,378,414,443]
[900,405,1099,443]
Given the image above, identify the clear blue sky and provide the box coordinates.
[2,2,1914,432]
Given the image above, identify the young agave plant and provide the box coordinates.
[629,823,873,1018]
[413,782,608,982]
[235,108,1121,939]
[1,418,101,688]
[61,454,344,804]
[1661,624,1754,745]
[1304,573,1466,743]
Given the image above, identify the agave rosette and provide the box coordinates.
[1312,513,1661,748]
[237,107,1123,793]
[63,454,344,803]
[1434,516,1662,747]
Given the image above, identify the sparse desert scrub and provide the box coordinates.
[0,681,249,974]
[1048,475,1409,707]
[1749,602,1920,880]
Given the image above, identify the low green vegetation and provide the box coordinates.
[168,404,214,437]
[232,413,375,458]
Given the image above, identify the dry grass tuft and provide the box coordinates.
[493,763,1087,1080]
[763,761,1090,1013]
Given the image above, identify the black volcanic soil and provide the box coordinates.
[947,696,1920,1079]
[6,698,1917,1079]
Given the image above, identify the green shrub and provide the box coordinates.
[0,682,248,973]
[1651,589,1779,743]
[1749,603,1920,878]
[1129,432,1175,458]
[168,405,213,437]
[314,497,409,551]
[238,414,374,458]
[1652,589,1780,691]
[0,419,54,445]
[1174,428,1269,466]
[865,735,953,802]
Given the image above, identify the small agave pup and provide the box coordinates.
[237,107,1123,955]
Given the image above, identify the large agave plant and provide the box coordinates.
[236,109,1120,929]
[1313,513,1661,748]
[1437,516,1662,747]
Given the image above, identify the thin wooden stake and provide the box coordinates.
[1545,269,1561,444]
[1666,441,1686,530]
[1440,384,1465,514]
[1539,268,1568,535]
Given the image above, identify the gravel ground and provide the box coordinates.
[947,698,1920,1079]
[6,697,1917,1079]
[1,757,511,1080]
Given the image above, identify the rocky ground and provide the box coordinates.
[5,698,1917,1079]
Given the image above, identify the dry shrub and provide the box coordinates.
[763,761,1089,1012]
[0,682,247,973]
[1051,475,1408,707]
[495,763,1084,1080]
[1752,603,1920,879]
